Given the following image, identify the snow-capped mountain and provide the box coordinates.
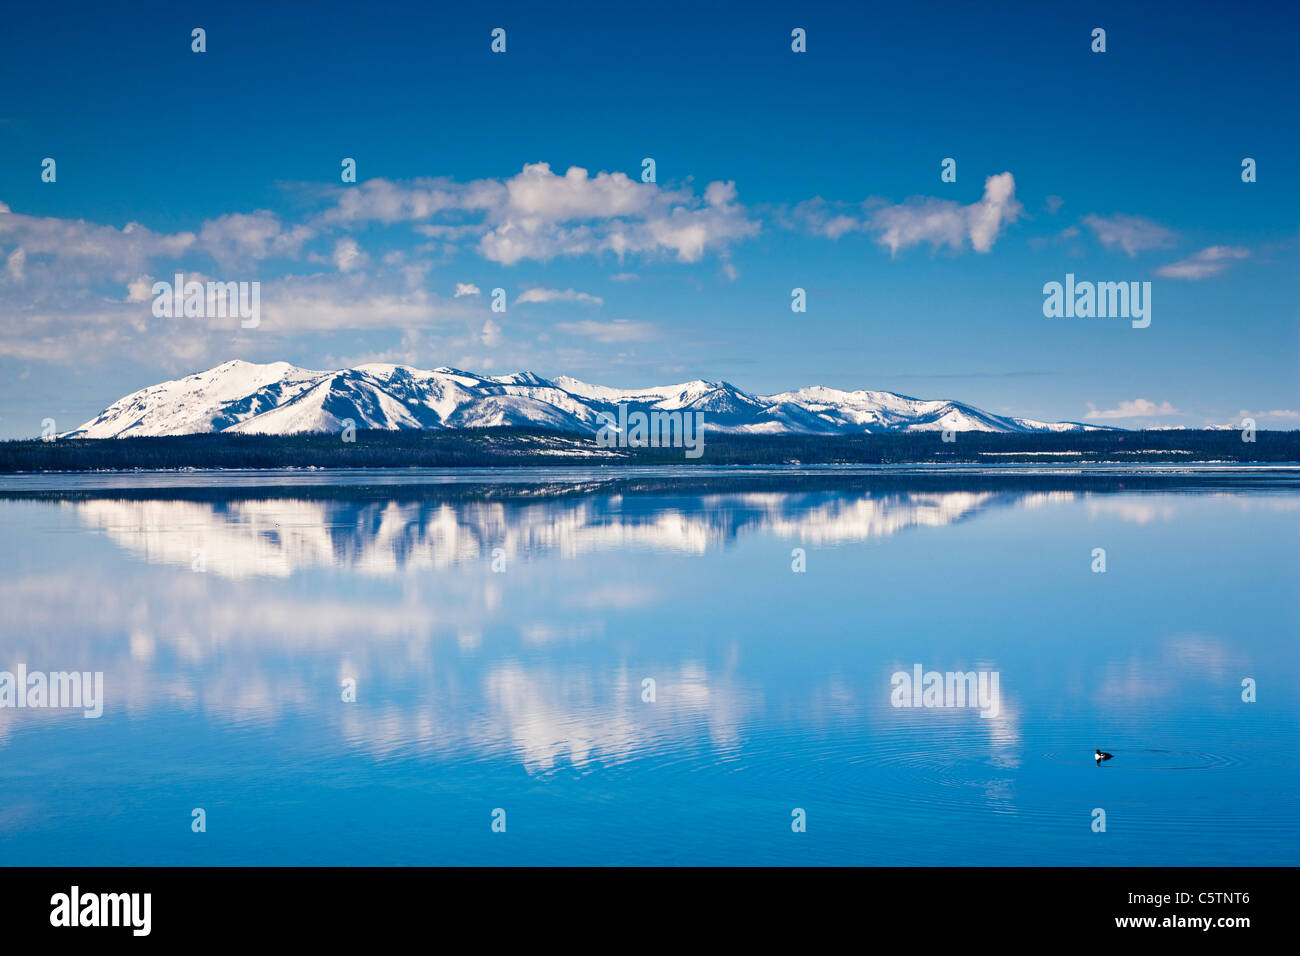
[66,360,1107,438]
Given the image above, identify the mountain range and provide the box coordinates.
[66,360,1107,438]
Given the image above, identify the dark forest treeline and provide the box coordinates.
[1,428,1298,472]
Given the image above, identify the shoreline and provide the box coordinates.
[4,461,1299,499]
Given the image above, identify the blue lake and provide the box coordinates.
[0,467,1296,865]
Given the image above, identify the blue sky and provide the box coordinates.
[0,0,1296,437]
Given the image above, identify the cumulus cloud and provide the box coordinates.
[0,204,315,282]
[0,161,758,366]
[124,275,154,302]
[791,172,1023,255]
[516,287,603,306]
[198,211,314,265]
[503,163,651,221]
[319,177,501,225]
[965,172,1021,253]
[1082,214,1177,256]
[314,163,758,266]
[334,238,370,273]
[332,237,367,273]
[479,318,502,347]
[1085,398,1181,420]
[0,202,196,280]
[1154,246,1249,279]
[476,163,757,265]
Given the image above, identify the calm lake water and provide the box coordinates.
[0,467,1296,865]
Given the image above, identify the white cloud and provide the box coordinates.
[332,237,367,273]
[871,172,1022,256]
[125,275,154,302]
[556,319,657,343]
[516,287,603,306]
[0,162,763,370]
[0,303,140,362]
[1082,214,1176,256]
[503,163,651,221]
[1154,246,1249,279]
[0,204,314,282]
[794,172,1023,255]
[965,173,1021,253]
[5,247,24,281]
[198,211,313,265]
[1085,398,1181,420]
[316,163,758,266]
[415,224,489,241]
[1238,408,1300,421]
[255,272,466,331]
[822,214,862,240]
[480,318,502,347]
[319,177,501,225]
[787,199,861,240]
[0,202,196,279]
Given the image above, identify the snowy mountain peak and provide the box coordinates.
[66,360,1110,439]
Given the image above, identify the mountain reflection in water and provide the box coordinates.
[0,472,1295,865]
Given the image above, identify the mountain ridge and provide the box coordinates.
[66,359,1112,438]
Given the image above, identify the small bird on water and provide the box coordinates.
[1095,749,1114,762]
